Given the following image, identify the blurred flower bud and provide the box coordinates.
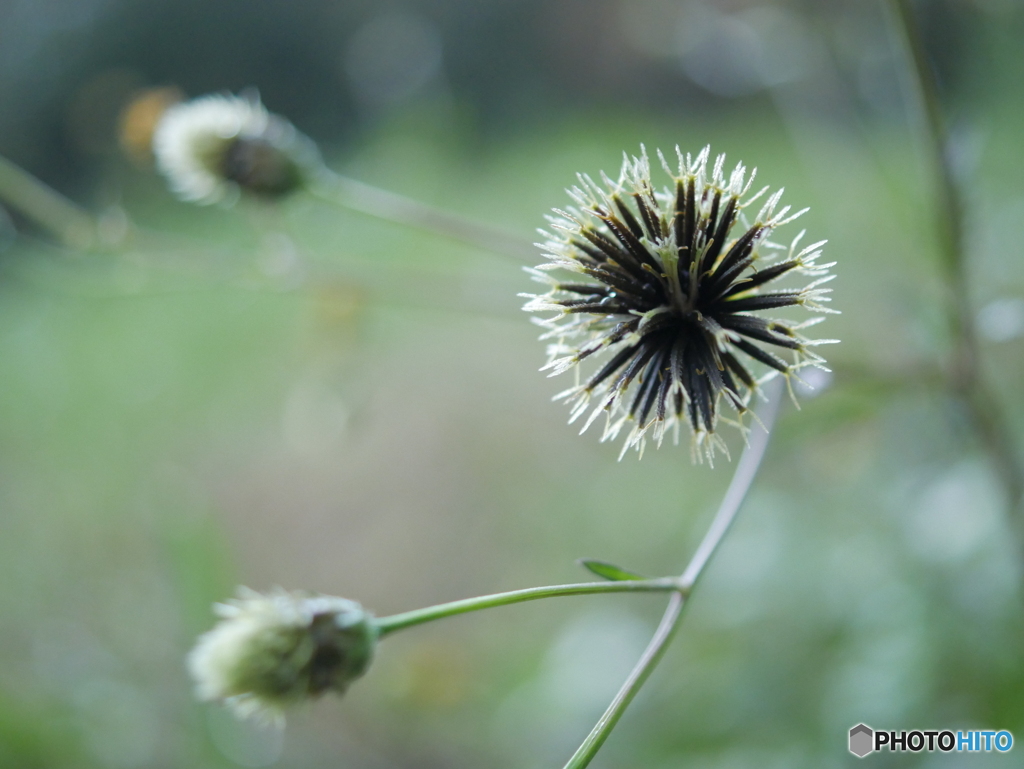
[152,93,321,205]
[188,588,376,723]
[118,86,184,165]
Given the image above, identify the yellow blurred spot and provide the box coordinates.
[119,87,184,165]
[398,642,472,708]
[312,281,366,330]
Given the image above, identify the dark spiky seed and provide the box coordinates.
[525,147,835,459]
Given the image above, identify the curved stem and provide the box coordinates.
[308,170,536,262]
[889,0,1024,511]
[562,592,685,769]
[374,577,683,637]
[563,377,784,769]
[680,379,785,591]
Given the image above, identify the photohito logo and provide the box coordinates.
[848,724,1013,758]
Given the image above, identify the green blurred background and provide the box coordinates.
[2,0,1024,766]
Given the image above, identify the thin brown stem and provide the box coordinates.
[890,0,1024,510]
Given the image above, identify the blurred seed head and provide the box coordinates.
[188,588,377,724]
[152,93,321,205]
[523,146,838,461]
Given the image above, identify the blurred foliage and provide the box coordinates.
[1,1,1024,768]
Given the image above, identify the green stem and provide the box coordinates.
[0,154,97,249]
[890,0,1024,511]
[562,592,685,769]
[308,169,536,262]
[562,376,784,769]
[374,578,683,637]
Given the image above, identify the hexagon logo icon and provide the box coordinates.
[849,724,874,758]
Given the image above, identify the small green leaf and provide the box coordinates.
[578,559,646,582]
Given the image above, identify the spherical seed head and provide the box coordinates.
[188,587,377,724]
[523,146,838,461]
[152,93,320,205]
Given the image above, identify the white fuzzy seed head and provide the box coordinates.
[188,587,376,724]
[153,93,320,205]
